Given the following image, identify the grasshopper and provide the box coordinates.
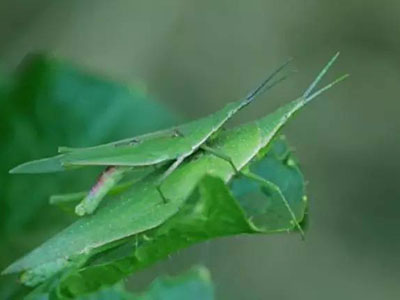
[2,53,348,284]
[10,60,292,216]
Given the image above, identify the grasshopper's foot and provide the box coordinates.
[74,197,100,216]
[74,191,104,217]
[75,201,91,217]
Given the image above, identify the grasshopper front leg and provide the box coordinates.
[156,156,186,203]
[154,129,186,203]
[75,166,127,216]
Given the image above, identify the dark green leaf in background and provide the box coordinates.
[132,266,214,300]
[0,53,177,233]
[0,54,177,299]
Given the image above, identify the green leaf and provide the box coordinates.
[132,266,214,300]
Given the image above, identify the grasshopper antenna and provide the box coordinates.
[305,74,349,103]
[300,52,349,104]
[244,57,294,105]
[303,52,341,99]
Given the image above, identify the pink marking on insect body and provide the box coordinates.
[75,165,126,216]
[89,166,117,196]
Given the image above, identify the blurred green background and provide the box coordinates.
[0,1,399,299]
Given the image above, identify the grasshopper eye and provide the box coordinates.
[172,129,184,138]
[129,138,140,145]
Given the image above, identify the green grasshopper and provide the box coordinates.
[2,53,347,285]
[10,60,292,216]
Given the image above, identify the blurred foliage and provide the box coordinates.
[0,53,177,233]
[0,54,177,299]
